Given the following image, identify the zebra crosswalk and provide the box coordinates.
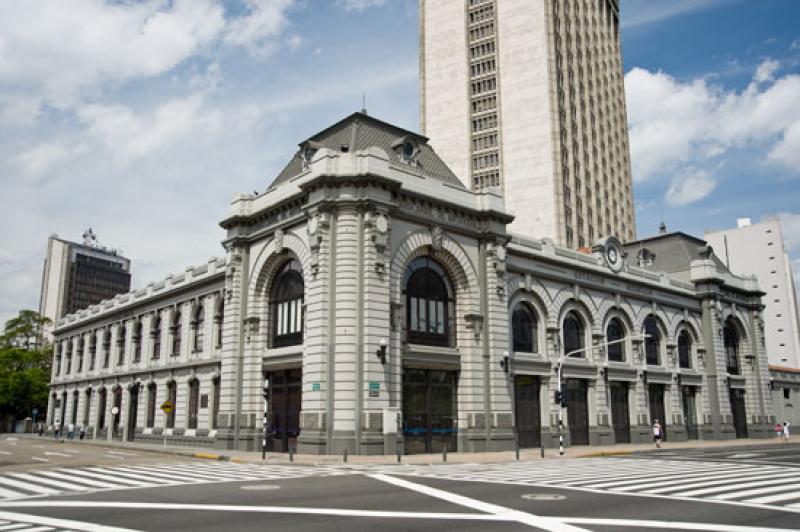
[0,463,352,501]
[380,458,800,512]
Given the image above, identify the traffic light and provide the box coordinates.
[555,390,567,407]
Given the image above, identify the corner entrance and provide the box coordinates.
[265,369,301,452]
[682,386,698,440]
[609,382,630,444]
[514,375,541,448]
[648,383,666,441]
[566,378,589,445]
[402,368,457,454]
[729,387,748,438]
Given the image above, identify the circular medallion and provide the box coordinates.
[375,215,388,234]
[604,237,624,273]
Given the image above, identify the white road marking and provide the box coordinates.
[7,473,90,493]
[0,452,10,455]
[0,509,139,532]
[42,452,70,457]
[642,470,800,494]
[0,477,59,496]
[105,451,137,456]
[712,483,800,501]
[60,469,151,487]
[564,517,798,531]
[682,477,799,497]
[0,524,33,530]
[2,501,796,531]
[369,473,589,531]
[29,458,48,463]
[33,471,117,489]
[747,490,800,505]
[0,488,20,501]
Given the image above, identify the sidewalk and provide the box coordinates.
[6,433,794,466]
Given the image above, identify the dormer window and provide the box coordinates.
[393,136,419,166]
[299,141,322,170]
[637,248,655,267]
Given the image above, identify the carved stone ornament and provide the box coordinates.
[274,229,285,252]
[464,313,484,341]
[431,226,443,251]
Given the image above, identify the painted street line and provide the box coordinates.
[0,452,10,456]
[33,471,117,489]
[0,510,139,532]
[29,458,48,463]
[380,458,800,513]
[370,473,589,531]
[1,500,796,532]
[6,473,92,493]
[0,477,59,496]
[41,452,69,457]
[105,451,137,456]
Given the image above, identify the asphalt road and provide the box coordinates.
[0,439,798,531]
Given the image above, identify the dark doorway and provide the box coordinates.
[682,386,698,440]
[566,378,589,445]
[112,388,122,439]
[188,380,200,430]
[265,369,301,452]
[403,369,458,454]
[729,387,748,438]
[514,375,541,448]
[127,385,139,441]
[648,383,666,441]
[609,382,630,444]
[71,392,79,426]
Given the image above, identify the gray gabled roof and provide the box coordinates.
[623,231,731,280]
[268,111,464,188]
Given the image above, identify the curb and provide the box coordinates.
[192,452,228,461]
[576,450,633,458]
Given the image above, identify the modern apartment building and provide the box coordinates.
[420,0,636,247]
[39,230,131,342]
[706,218,800,369]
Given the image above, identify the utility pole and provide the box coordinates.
[556,333,649,456]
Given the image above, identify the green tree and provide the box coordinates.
[0,311,52,426]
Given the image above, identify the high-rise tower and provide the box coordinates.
[420,0,636,247]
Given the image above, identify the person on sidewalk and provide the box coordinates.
[67,422,75,440]
[79,425,86,440]
[38,422,44,437]
[776,422,784,439]
[54,421,60,440]
[653,420,663,448]
[783,422,791,442]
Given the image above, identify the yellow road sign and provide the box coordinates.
[160,400,173,414]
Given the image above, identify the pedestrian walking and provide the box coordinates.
[67,422,75,440]
[38,422,44,437]
[54,421,60,440]
[776,422,783,439]
[79,425,86,440]
[653,419,663,448]
[783,422,791,442]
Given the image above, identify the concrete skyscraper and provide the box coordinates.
[420,0,636,247]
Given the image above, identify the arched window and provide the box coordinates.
[562,311,585,356]
[151,315,162,360]
[171,311,182,356]
[188,379,200,430]
[724,320,740,375]
[606,318,625,362]
[77,338,84,372]
[193,306,205,352]
[644,316,660,366]
[102,329,111,368]
[89,334,97,370]
[132,321,142,363]
[404,257,454,347]
[678,330,692,369]
[117,324,126,366]
[166,381,177,429]
[271,259,304,348]
[146,383,156,428]
[512,304,537,353]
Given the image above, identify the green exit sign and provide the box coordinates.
[312,383,321,392]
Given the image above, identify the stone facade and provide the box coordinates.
[48,113,774,453]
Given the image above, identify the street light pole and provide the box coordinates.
[556,333,649,456]
[262,379,270,461]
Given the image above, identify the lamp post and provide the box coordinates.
[262,378,270,460]
[556,333,649,456]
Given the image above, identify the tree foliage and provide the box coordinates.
[0,310,51,421]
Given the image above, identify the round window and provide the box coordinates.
[402,141,415,159]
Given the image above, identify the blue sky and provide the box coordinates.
[0,0,798,327]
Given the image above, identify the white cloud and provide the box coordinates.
[0,0,226,107]
[9,142,87,182]
[337,0,386,11]
[77,95,223,162]
[665,170,717,206]
[791,39,800,51]
[620,0,729,29]
[625,59,800,200]
[753,58,780,83]
[223,0,296,56]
